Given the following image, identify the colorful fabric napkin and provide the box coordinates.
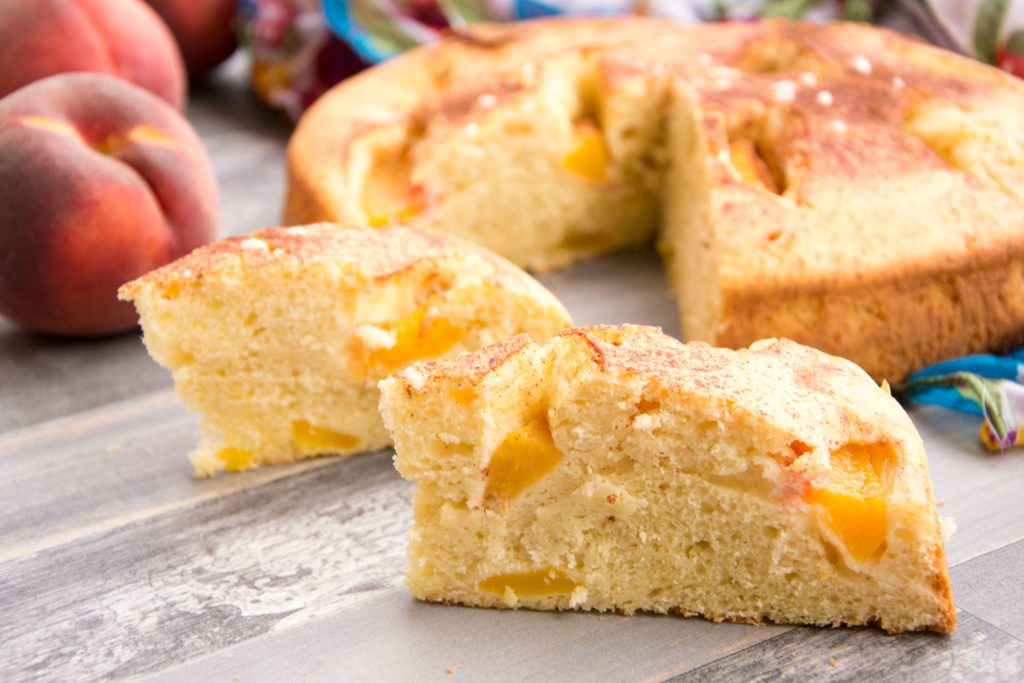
[321,0,1024,70]
[239,1,1023,119]
[894,353,1024,452]
[238,0,365,120]
[322,0,879,66]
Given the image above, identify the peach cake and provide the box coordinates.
[287,18,1024,382]
[380,324,956,632]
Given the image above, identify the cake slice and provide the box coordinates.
[379,324,955,633]
[119,223,570,476]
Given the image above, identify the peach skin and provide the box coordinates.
[145,0,239,80]
[0,0,186,109]
[0,73,218,336]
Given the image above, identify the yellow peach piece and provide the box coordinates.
[362,146,421,227]
[485,413,564,501]
[728,139,778,193]
[803,443,893,562]
[366,204,421,228]
[564,121,609,182]
[448,386,476,405]
[291,420,361,454]
[558,229,614,251]
[217,446,254,473]
[478,568,579,597]
[370,306,465,371]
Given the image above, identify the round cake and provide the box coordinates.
[285,17,1024,382]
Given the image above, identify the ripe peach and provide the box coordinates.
[145,0,239,80]
[0,0,186,109]
[0,73,218,336]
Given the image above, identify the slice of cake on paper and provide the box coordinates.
[379,324,955,633]
[119,223,570,476]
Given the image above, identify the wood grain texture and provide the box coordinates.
[0,390,356,560]
[911,405,1024,566]
[535,246,681,336]
[1,448,409,680]
[0,321,170,432]
[151,589,790,682]
[681,611,1024,682]
[951,539,1024,642]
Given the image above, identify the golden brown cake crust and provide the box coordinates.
[287,17,1024,382]
[120,223,560,305]
[402,332,534,383]
[400,324,925,456]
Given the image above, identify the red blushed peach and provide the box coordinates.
[0,73,218,336]
[0,0,186,109]
[145,0,239,80]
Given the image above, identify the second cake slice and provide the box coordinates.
[119,223,570,476]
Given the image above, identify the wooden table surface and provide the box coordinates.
[3,59,1024,682]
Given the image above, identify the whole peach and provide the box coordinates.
[0,73,218,336]
[145,0,239,80]
[0,0,186,109]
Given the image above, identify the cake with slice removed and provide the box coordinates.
[119,223,570,476]
[287,17,1024,382]
[379,324,955,633]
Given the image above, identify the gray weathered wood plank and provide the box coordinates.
[0,322,171,432]
[911,405,1024,566]
[536,247,681,336]
[0,449,410,680]
[0,389,355,560]
[150,589,790,683]
[680,611,1024,682]
[951,538,1024,642]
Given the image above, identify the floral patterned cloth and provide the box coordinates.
[238,0,365,120]
[238,0,1024,451]
[240,1,1024,119]
[923,0,1024,75]
[894,353,1024,452]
